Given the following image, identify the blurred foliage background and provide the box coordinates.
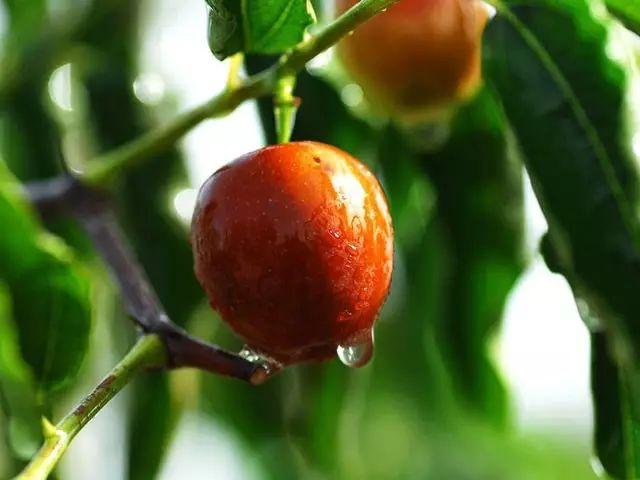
[1,0,639,479]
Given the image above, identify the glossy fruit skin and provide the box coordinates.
[191,142,393,365]
[337,0,488,122]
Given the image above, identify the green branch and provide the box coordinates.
[81,0,400,186]
[15,335,166,480]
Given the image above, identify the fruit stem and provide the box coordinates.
[274,73,299,144]
[14,334,166,480]
[78,0,401,187]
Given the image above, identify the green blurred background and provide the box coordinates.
[2,0,638,478]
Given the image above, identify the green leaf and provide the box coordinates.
[419,89,524,428]
[484,0,640,357]
[485,3,640,474]
[0,168,53,280]
[10,264,91,393]
[605,0,640,34]
[0,282,41,460]
[592,333,630,479]
[2,0,48,46]
[0,160,91,393]
[375,127,462,421]
[207,0,315,60]
[207,0,244,60]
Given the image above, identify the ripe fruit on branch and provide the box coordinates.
[336,0,488,122]
[191,142,394,366]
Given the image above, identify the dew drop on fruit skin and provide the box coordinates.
[336,329,374,368]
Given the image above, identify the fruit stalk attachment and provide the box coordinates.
[274,73,300,143]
